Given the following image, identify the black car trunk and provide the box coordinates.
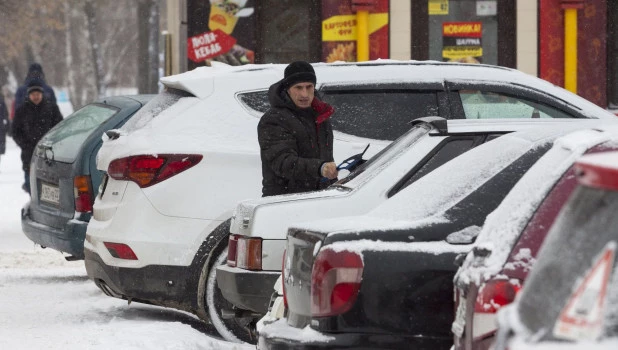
[29,151,78,230]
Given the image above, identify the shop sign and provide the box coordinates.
[442,22,483,62]
[322,14,389,42]
[187,29,237,62]
[321,0,389,62]
[429,0,449,15]
[187,0,255,65]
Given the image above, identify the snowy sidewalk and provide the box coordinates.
[0,138,251,349]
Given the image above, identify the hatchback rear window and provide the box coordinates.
[517,186,618,340]
[322,90,440,141]
[38,104,119,163]
[121,88,194,132]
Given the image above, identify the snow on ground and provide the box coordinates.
[0,138,253,349]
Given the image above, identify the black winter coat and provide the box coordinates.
[258,82,335,197]
[12,98,63,171]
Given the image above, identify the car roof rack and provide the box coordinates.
[410,116,448,134]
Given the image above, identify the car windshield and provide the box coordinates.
[335,123,430,187]
[372,133,549,221]
[516,185,618,341]
[121,88,195,132]
[37,104,119,163]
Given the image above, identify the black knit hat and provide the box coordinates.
[281,61,316,89]
[27,77,44,94]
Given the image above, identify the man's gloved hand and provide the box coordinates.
[320,162,338,179]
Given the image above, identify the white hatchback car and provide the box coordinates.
[84,61,616,344]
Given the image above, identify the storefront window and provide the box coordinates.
[256,0,320,63]
[427,0,498,64]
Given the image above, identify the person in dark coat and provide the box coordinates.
[13,63,57,116]
[12,78,63,193]
[0,95,9,167]
[258,61,338,197]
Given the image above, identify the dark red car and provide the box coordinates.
[492,149,618,349]
[452,126,618,350]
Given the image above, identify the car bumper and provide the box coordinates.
[216,264,280,314]
[21,206,87,258]
[83,248,197,312]
[258,319,453,350]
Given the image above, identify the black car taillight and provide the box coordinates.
[74,175,94,213]
[107,154,202,188]
[311,248,363,317]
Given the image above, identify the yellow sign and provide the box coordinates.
[442,47,483,60]
[429,0,449,15]
[322,13,389,41]
[443,23,482,36]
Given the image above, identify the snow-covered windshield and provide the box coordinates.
[370,132,541,221]
[336,124,430,186]
[121,88,196,132]
[516,185,618,341]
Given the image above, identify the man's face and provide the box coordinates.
[29,91,43,105]
[287,82,315,109]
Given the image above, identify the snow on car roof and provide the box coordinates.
[160,60,615,119]
[291,125,586,235]
[457,124,618,286]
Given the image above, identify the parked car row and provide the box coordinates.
[18,60,618,347]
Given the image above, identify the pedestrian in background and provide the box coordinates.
[258,60,338,197]
[12,78,63,193]
[0,94,9,168]
[13,63,56,117]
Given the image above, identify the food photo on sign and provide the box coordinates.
[187,0,256,66]
[321,0,389,62]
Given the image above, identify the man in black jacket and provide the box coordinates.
[258,61,338,197]
[12,78,63,193]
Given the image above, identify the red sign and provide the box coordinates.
[187,29,237,63]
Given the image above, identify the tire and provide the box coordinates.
[206,247,256,344]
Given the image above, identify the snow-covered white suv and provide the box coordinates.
[84,61,615,344]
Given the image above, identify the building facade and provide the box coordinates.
[164,0,615,109]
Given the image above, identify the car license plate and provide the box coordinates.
[40,183,60,205]
[452,296,467,338]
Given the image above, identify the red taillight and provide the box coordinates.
[74,175,94,212]
[474,279,521,313]
[227,234,240,267]
[103,242,138,260]
[235,236,262,270]
[311,249,363,317]
[107,154,202,188]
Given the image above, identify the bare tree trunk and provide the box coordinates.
[147,1,160,93]
[137,0,160,94]
[64,2,77,109]
[84,0,105,98]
